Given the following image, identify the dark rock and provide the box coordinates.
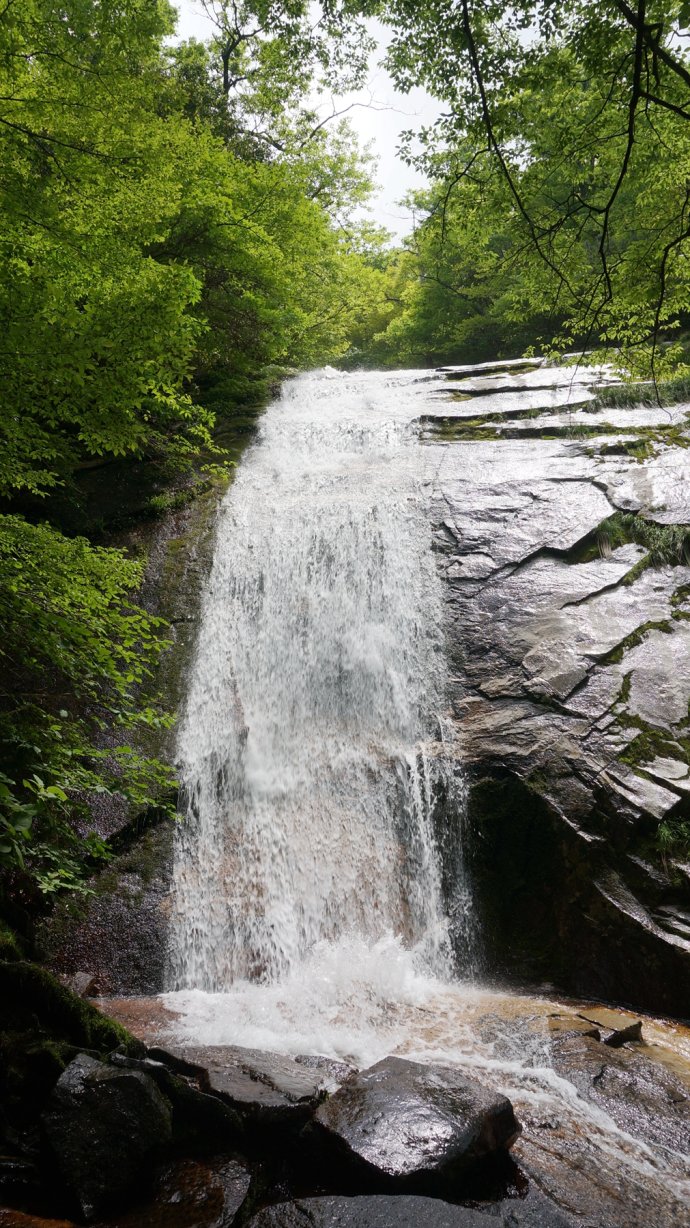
[0,1155,42,1206]
[151,1045,327,1128]
[311,1057,520,1191]
[102,1156,252,1228]
[108,1053,243,1148]
[246,1197,493,1228]
[37,823,175,997]
[42,1054,173,1220]
[246,1194,576,1228]
[58,973,99,999]
[465,769,690,1017]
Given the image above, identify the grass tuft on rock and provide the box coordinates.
[593,373,690,410]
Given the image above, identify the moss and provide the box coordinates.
[424,405,690,452]
[0,959,144,1133]
[0,919,23,961]
[145,478,213,518]
[426,417,500,441]
[0,960,142,1054]
[524,769,550,796]
[597,619,673,667]
[671,583,690,607]
[618,721,687,769]
[617,671,633,704]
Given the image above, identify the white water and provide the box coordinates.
[163,368,690,1224]
[168,369,472,996]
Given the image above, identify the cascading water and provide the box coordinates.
[168,368,473,1002]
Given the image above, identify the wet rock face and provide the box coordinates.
[246,1194,577,1228]
[550,1032,690,1154]
[247,1198,496,1228]
[42,1054,173,1221]
[428,372,690,1017]
[36,480,227,997]
[311,1057,520,1191]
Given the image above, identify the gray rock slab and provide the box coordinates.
[520,566,690,700]
[550,1031,690,1153]
[429,387,596,418]
[438,357,544,376]
[247,1197,493,1228]
[446,366,609,394]
[505,405,690,432]
[431,398,690,1016]
[604,446,690,522]
[152,1044,333,1123]
[624,623,690,726]
[598,764,680,822]
[645,756,690,784]
[561,664,625,719]
[437,474,612,571]
[312,1057,520,1188]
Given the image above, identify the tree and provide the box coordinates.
[0,0,386,893]
[375,0,690,372]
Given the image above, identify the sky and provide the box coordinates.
[172,1,438,239]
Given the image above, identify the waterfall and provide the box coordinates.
[168,370,472,1001]
[157,370,690,1221]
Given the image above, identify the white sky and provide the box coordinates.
[172,1,438,239]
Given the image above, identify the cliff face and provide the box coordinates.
[37,479,228,994]
[429,364,690,1017]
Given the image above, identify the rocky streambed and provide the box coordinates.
[2,984,689,1227]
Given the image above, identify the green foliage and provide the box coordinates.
[594,373,690,410]
[367,1,690,372]
[658,817,690,859]
[0,516,175,889]
[593,512,690,566]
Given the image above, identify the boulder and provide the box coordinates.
[42,1054,173,1220]
[108,1053,244,1148]
[311,1057,520,1191]
[246,1194,576,1228]
[246,1197,496,1228]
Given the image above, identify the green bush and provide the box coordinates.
[0,516,174,892]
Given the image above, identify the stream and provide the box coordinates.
[154,368,690,1225]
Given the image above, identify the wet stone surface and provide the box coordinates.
[149,1044,336,1126]
[549,1031,690,1153]
[42,1055,173,1221]
[311,1057,520,1190]
[246,1193,578,1228]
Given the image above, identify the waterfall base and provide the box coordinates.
[89,968,690,1228]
